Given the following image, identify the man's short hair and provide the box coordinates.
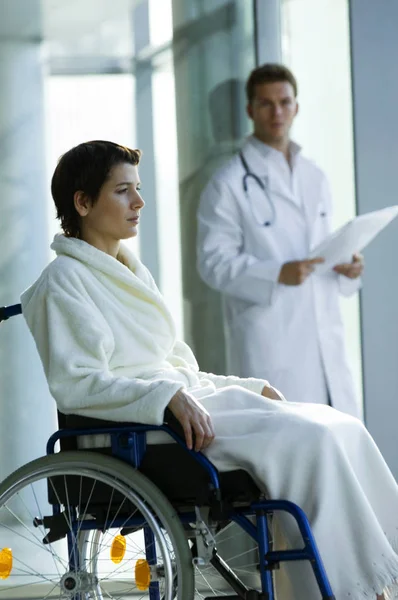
[246,64,298,105]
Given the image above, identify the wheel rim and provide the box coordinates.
[192,521,261,598]
[0,462,175,599]
[80,527,181,600]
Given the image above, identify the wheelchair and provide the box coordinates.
[0,303,335,599]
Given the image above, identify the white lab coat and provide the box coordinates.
[197,136,361,417]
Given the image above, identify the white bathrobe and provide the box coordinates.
[21,234,398,599]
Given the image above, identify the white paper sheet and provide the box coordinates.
[309,205,398,273]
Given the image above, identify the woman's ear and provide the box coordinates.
[73,191,92,217]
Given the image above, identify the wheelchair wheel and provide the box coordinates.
[193,520,262,598]
[0,451,194,599]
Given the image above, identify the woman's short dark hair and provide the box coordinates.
[51,140,141,238]
[246,63,298,105]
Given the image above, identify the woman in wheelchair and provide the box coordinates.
[18,140,398,599]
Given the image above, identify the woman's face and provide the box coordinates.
[76,162,144,246]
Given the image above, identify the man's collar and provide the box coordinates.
[248,134,302,161]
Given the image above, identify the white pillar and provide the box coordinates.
[0,0,57,480]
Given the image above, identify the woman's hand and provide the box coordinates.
[261,384,285,401]
[168,390,215,452]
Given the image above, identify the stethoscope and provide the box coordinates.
[239,151,276,227]
[239,151,328,227]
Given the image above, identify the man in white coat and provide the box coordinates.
[196,64,364,417]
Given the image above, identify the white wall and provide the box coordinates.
[349,0,398,477]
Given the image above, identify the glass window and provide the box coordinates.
[45,74,138,254]
[171,0,256,372]
[281,0,363,413]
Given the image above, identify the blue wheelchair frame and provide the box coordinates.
[1,303,335,600]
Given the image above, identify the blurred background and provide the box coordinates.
[1,0,398,480]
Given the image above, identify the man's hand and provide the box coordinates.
[333,254,364,279]
[278,258,324,286]
[168,390,215,452]
[261,384,285,401]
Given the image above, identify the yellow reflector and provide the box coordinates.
[135,558,151,591]
[110,535,126,564]
[0,548,12,580]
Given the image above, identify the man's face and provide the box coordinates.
[247,81,298,144]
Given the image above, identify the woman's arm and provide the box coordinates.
[199,371,285,400]
[166,381,285,453]
[168,340,286,400]
[22,272,183,425]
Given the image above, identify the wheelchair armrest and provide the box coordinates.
[50,413,262,513]
[57,409,184,437]
[51,411,222,494]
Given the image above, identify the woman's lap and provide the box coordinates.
[199,386,398,599]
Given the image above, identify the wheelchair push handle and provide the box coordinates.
[0,303,22,323]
